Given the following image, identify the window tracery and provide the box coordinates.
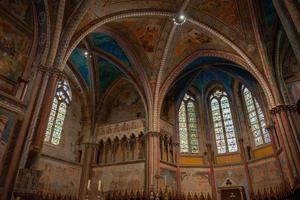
[210,90,238,154]
[242,85,270,146]
[45,80,72,145]
[178,93,199,153]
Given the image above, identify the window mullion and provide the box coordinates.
[49,100,60,143]
[219,97,228,153]
[253,96,264,143]
[185,101,192,153]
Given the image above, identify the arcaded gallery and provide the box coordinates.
[0,1,299,200]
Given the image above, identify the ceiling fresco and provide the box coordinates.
[97,57,123,95]
[63,0,275,107]
[164,23,234,79]
[89,33,132,68]
[117,17,167,65]
[0,0,33,26]
[261,0,276,28]
[92,0,183,17]
[169,63,258,103]
[69,48,90,86]
[190,0,242,32]
[192,68,232,93]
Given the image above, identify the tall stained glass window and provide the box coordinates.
[45,80,72,145]
[178,93,199,153]
[242,85,270,146]
[210,90,238,154]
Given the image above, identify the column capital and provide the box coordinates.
[37,65,65,79]
[146,131,160,137]
[270,105,297,115]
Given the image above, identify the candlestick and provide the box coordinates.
[164,175,167,186]
[98,180,102,191]
[87,179,91,190]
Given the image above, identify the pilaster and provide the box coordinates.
[270,105,300,186]
[146,131,160,192]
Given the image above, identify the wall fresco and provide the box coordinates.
[180,168,211,195]
[160,168,176,191]
[92,162,145,192]
[0,17,31,82]
[214,166,246,188]
[249,158,282,192]
[105,81,145,123]
[36,157,82,196]
[0,108,17,142]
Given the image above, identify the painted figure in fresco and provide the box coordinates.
[138,24,159,53]
[0,115,8,139]
[0,18,29,81]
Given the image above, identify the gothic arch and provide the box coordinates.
[56,10,276,132]
[158,50,276,132]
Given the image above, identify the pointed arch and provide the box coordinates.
[241,85,270,146]
[178,93,200,153]
[209,89,238,154]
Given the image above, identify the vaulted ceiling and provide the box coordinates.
[63,0,278,118]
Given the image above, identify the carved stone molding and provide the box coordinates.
[37,65,65,79]
[270,105,297,115]
[96,119,145,142]
[146,131,160,137]
[0,93,26,115]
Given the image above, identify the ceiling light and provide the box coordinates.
[84,51,88,58]
[173,14,186,25]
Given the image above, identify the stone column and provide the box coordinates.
[79,143,95,200]
[27,71,61,166]
[238,139,253,198]
[174,141,181,194]
[273,0,300,64]
[206,144,217,200]
[271,105,300,185]
[161,136,165,161]
[146,131,160,192]
[167,139,170,162]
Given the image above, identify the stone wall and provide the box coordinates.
[36,156,82,197]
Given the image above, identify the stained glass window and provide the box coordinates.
[210,90,238,154]
[242,85,270,146]
[178,94,199,153]
[45,80,71,145]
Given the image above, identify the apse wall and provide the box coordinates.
[35,84,84,197]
